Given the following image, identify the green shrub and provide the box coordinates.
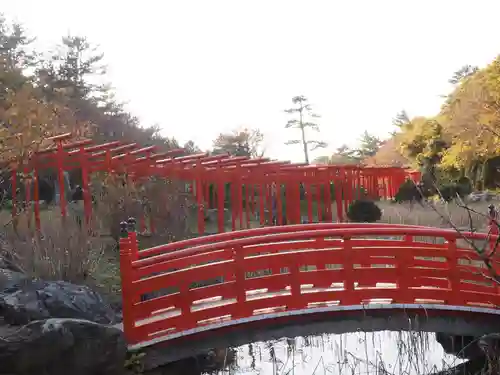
[347,199,382,223]
[394,180,415,203]
[395,180,421,203]
[394,179,433,203]
[438,180,470,202]
[456,176,472,196]
[438,184,459,202]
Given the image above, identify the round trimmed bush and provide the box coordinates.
[394,179,433,203]
[347,199,382,223]
[438,183,469,202]
[456,177,472,196]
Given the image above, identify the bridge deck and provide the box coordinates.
[116,302,500,369]
[113,282,470,350]
[116,223,500,367]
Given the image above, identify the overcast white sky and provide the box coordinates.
[2,0,499,162]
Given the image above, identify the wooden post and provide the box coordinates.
[79,145,92,226]
[33,166,41,231]
[56,140,67,218]
[216,168,225,233]
[11,168,17,221]
[323,169,333,222]
[23,171,32,229]
[119,220,136,344]
[195,160,205,235]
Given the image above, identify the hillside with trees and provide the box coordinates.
[314,58,500,189]
[0,16,199,169]
[365,59,500,188]
[314,131,384,166]
[363,138,411,167]
[212,127,265,158]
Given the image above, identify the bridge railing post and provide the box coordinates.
[447,235,461,305]
[119,220,137,344]
[342,235,356,305]
[289,257,302,310]
[484,206,500,294]
[488,205,499,255]
[233,246,247,319]
[397,235,413,302]
[127,217,139,262]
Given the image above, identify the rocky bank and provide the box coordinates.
[0,259,126,375]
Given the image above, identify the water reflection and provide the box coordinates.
[209,331,463,375]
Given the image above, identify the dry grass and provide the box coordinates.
[90,174,192,245]
[0,176,194,303]
[1,208,112,284]
[229,200,492,232]
[0,205,124,304]
[377,200,490,230]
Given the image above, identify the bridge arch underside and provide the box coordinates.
[133,304,500,369]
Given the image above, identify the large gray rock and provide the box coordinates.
[0,279,120,325]
[0,318,127,375]
[0,234,127,374]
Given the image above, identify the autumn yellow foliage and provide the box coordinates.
[0,83,91,166]
[381,56,500,184]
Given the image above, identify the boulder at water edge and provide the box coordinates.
[0,253,127,375]
[0,318,127,375]
[0,279,120,325]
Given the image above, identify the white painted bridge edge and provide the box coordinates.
[123,303,500,351]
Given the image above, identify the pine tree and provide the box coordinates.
[284,96,327,164]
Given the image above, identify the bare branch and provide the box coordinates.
[285,119,300,128]
[415,180,500,284]
[309,140,328,150]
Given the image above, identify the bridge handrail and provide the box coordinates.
[133,225,495,268]
[120,223,500,346]
[138,223,434,258]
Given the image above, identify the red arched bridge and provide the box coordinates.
[117,222,500,364]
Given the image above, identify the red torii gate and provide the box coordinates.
[10,134,185,230]
[7,134,420,234]
[141,153,419,233]
[179,162,417,233]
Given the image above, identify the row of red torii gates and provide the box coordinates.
[7,134,420,234]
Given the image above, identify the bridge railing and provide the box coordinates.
[119,223,500,345]
[136,223,430,259]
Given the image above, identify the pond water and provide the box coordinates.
[207,331,463,375]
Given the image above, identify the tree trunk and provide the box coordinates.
[299,109,309,164]
[301,126,309,164]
